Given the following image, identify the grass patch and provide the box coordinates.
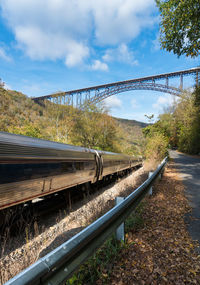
[125,202,146,233]
[67,238,125,285]
[66,201,146,285]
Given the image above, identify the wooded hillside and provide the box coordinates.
[143,87,200,158]
[0,87,145,155]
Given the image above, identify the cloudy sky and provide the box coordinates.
[0,0,199,122]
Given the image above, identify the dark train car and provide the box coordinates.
[99,151,130,178]
[0,132,97,210]
[0,132,142,211]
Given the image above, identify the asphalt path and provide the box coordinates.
[169,150,200,253]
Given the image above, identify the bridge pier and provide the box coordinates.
[180,74,183,90]
[165,77,168,87]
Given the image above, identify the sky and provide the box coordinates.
[0,0,199,123]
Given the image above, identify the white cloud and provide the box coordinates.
[20,83,44,96]
[91,0,156,45]
[65,43,89,67]
[90,60,108,71]
[153,94,175,110]
[1,0,91,67]
[103,44,138,65]
[131,98,139,109]
[104,95,122,109]
[0,0,156,67]
[152,34,160,51]
[0,46,11,61]
[14,25,89,67]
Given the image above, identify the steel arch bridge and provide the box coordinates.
[89,83,180,105]
[33,67,200,108]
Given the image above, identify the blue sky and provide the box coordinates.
[0,0,199,123]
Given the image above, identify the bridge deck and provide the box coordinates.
[33,67,200,101]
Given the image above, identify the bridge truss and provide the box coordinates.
[33,67,200,108]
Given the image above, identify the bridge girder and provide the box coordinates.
[88,83,181,105]
[32,67,200,108]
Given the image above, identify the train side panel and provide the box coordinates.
[0,159,96,210]
[0,132,97,210]
[100,152,131,177]
[0,132,142,210]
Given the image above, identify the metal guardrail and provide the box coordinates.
[5,157,168,285]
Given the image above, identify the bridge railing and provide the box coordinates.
[33,67,200,101]
[5,157,168,285]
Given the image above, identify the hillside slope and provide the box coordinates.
[0,87,61,141]
[115,117,148,129]
[0,87,145,154]
[114,117,146,154]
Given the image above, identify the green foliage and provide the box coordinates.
[143,114,170,161]
[69,103,122,152]
[0,87,144,154]
[67,237,124,285]
[116,118,146,156]
[125,202,145,232]
[8,124,42,139]
[194,85,200,106]
[143,112,177,147]
[143,87,200,155]
[145,132,169,161]
[156,0,200,57]
[174,90,200,154]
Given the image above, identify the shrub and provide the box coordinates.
[145,133,168,162]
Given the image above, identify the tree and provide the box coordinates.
[143,89,200,155]
[174,91,200,154]
[69,103,121,152]
[45,101,74,143]
[156,0,200,57]
[144,114,154,123]
[145,132,169,161]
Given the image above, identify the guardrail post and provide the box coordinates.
[148,172,153,195]
[160,165,165,179]
[115,197,125,241]
[158,163,162,180]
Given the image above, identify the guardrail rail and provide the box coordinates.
[5,157,168,285]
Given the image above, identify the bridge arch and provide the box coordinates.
[33,68,200,107]
[89,82,181,105]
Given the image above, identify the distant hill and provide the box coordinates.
[114,117,148,129]
[112,117,148,155]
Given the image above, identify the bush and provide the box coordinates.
[145,133,168,162]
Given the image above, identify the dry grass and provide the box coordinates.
[143,159,162,172]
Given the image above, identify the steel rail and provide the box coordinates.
[5,157,168,285]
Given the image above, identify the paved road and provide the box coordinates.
[169,150,200,253]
